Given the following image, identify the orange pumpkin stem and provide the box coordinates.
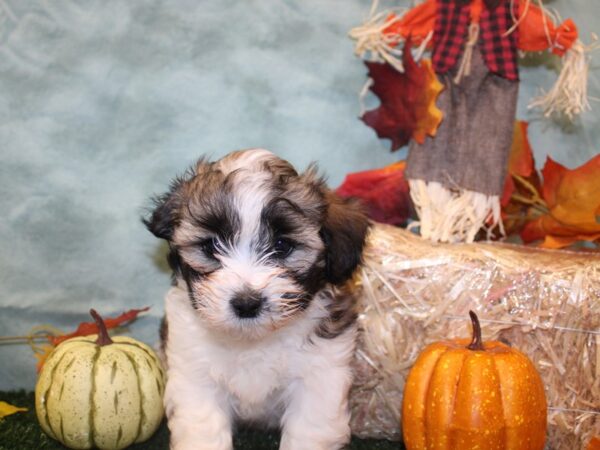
[467,310,485,351]
[90,309,113,346]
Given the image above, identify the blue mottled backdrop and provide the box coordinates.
[1,0,599,389]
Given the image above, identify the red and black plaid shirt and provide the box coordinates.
[432,0,520,81]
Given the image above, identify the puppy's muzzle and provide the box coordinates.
[230,290,266,319]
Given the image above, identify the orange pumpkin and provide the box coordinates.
[402,311,547,450]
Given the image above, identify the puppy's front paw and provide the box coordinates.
[170,432,233,450]
[168,410,233,450]
[280,432,350,450]
[280,418,351,450]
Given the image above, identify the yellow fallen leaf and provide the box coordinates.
[0,401,27,421]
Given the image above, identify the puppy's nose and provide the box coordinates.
[230,292,265,319]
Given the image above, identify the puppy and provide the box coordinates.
[145,149,369,450]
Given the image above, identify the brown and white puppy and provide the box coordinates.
[145,149,369,450]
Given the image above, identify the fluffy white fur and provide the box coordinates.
[164,284,355,450]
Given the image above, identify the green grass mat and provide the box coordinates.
[0,391,402,449]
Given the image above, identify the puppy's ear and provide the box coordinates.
[143,177,186,241]
[321,192,370,285]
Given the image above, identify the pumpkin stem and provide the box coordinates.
[467,310,485,351]
[90,309,113,346]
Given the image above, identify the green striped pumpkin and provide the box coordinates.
[35,310,166,449]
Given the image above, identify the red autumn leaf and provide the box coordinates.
[336,161,412,226]
[49,307,150,346]
[521,155,600,248]
[362,40,444,151]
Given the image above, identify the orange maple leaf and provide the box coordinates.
[362,39,444,150]
[412,59,444,145]
[521,155,600,248]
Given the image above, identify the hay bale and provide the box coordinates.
[350,224,600,449]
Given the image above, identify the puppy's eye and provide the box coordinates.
[272,238,294,258]
[199,238,221,259]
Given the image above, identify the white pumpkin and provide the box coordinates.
[35,310,166,450]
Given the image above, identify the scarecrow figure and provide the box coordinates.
[351,0,586,242]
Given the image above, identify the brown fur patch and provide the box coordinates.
[316,284,358,339]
